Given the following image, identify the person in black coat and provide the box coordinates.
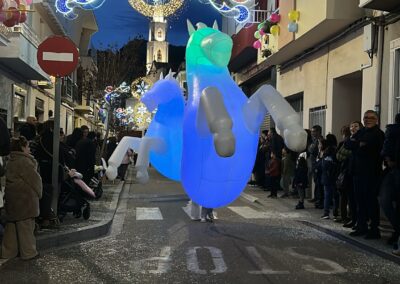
[348,110,384,239]
[0,117,10,157]
[319,139,337,219]
[75,131,97,184]
[19,116,37,141]
[293,156,308,209]
[379,113,400,249]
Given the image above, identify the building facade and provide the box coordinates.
[227,0,400,137]
[0,0,99,136]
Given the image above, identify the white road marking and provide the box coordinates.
[42,52,74,62]
[246,246,289,275]
[136,207,163,220]
[228,206,268,219]
[286,247,347,274]
[148,246,172,274]
[228,206,301,219]
[187,246,227,274]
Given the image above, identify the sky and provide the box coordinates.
[91,0,222,49]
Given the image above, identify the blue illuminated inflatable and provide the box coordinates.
[141,73,184,181]
[106,21,307,209]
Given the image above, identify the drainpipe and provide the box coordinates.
[375,15,385,123]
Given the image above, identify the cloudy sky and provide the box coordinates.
[91,0,222,49]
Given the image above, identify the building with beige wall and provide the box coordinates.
[229,0,400,138]
[0,1,99,136]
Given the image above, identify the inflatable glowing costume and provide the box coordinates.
[105,72,184,183]
[181,21,306,208]
[106,21,306,209]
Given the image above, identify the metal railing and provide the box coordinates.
[250,10,271,23]
[0,24,12,39]
[11,23,42,48]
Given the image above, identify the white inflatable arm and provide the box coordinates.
[135,136,166,184]
[106,136,142,180]
[197,86,235,157]
[243,85,307,152]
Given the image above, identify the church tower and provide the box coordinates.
[146,15,169,73]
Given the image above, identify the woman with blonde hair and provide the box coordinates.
[2,136,42,260]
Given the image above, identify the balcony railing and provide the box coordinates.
[249,10,271,23]
[0,24,11,39]
[11,23,42,48]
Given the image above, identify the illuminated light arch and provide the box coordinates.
[128,0,184,18]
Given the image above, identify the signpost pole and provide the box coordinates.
[51,76,62,213]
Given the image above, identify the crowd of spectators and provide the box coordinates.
[250,110,400,256]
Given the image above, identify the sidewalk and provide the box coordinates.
[0,169,128,253]
[241,185,400,264]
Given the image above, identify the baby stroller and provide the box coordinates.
[58,168,95,222]
[90,165,105,200]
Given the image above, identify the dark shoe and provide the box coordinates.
[22,253,40,261]
[320,214,330,220]
[267,194,277,198]
[295,202,305,209]
[365,229,381,240]
[308,199,316,203]
[343,221,356,228]
[349,229,367,237]
[280,193,289,198]
[315,204,324,209]
[333,217,343,223]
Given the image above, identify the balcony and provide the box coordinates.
[359,0,400,12]
[229,24,258,72]
[263,0,365,67]
[0,24,11,46]
[0,23,49,80]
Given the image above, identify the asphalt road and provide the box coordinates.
[0,170,399,284]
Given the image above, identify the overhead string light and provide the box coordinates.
[198,0,254,23]
[55,0,106,20]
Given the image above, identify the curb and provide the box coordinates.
[37,181,125,250]
[300,220,400,265]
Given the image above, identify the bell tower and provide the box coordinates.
[146,15,169,73]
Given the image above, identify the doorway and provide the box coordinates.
[332,71,362,138]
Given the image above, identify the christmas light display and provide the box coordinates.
[55,0,106,20]
[128,0,184,18]
[198,0,253,23]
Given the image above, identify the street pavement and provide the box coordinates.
[0,168,399,283]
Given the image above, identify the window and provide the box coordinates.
[13,94,25,120]
[389,38,400,123]
[394,49,400,117]
[286,92,304,125]
[157,50,162,61]
[35,98,44,122]
[309,106,326,136]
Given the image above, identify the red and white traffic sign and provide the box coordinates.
[37,36,79,77]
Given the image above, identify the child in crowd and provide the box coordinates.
[319,139,338,219]
[266,152,281,198]
[280,147,296,198]
[2,137,42,260]
[293,156,309,209]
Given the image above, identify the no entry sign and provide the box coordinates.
[37,36,79,77]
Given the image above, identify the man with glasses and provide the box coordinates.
[350,110,384,239]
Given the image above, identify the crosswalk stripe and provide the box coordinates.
[136,207,163,220]
[228,206,268,219]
